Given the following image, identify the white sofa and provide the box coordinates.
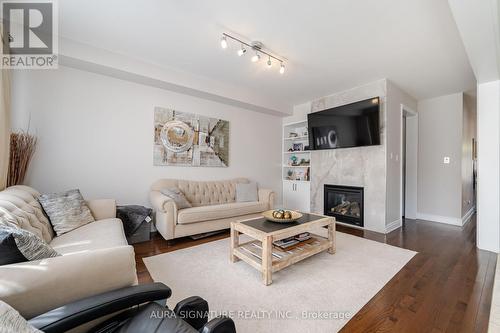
[0,185,137,319]
[150,178,275,240]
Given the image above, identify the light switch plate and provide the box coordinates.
[444,157,450,164]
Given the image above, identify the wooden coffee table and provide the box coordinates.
[230,213,335,285]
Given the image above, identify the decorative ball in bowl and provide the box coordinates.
[262,209,303,223]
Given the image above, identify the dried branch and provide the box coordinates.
[7,132,37,187]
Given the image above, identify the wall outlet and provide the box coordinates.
[443,157,450,164]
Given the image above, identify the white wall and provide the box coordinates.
[11,66,283,206]
[477,80,500,253]
[417,93,463,223]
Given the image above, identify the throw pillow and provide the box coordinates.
[236,182,258,202]
[0,228,28,265]
[160,187,192,209]
[0,300,42,333]
[38,189,95,236]
[0,226,60,263]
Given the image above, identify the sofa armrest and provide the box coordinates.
[258,188,275,210]
[86,199,116,220]
[150,191,178,240]
[0,246,137,319]
[149,191,177,212]
[29,283,171,333]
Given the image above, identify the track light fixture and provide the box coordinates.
[219,33,286,74]
[237,44,246,56]
[220,35,228,49]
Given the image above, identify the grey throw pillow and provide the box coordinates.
[236,182,258,202]
[38,189,95,236]
[0,225,59,263]
[160,187,192,209]
[0,300,42,333]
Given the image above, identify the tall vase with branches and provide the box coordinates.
[7,131,37,187]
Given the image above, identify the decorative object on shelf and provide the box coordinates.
[288,132,298,138]
[295,126,308,137]
[7,131,37,187]
[262,209,303,223]
[292,143,303,151]
[219,33,286,75]
[289,155,298,166]
[154,107,229,167]
[299,158,310,166]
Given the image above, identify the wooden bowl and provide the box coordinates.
[262,210,303,223]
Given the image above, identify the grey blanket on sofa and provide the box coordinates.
[116,205,152,237]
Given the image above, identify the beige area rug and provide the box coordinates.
[144,230,416,333]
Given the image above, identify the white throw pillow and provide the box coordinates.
[236,182,258,202]
[160,187,192,209]
[0,300,42,333]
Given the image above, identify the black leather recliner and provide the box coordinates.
[28,283,236,333]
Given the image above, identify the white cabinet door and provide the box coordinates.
[283,181,310,212]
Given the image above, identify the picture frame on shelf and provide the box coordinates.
[292,143,303,151]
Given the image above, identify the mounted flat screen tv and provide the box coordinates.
[307,97,380,150]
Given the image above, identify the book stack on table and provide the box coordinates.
[273,232,311,250]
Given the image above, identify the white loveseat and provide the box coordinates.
[0,185,137,319]
[150,178,275,240]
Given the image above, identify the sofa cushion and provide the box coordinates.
[0,185,54,243]
[50,218,128,254]
[235,182,258,202]
[0,300,42,333]
[177,201,267,225]
[2,226,60,261]
[151,178,249,207]
[0,227,28,265]
[38,189,95,236]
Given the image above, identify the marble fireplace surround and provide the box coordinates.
[308,80,387,233]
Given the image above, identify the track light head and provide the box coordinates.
[220,35,228,49]
[280,63,285,74]
[237,45,246,56]
[251,52,260,63]
[267,57,272,68]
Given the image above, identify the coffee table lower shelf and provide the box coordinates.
[232,234,331,274]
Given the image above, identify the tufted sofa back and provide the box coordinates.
[0,185,54,243]
[151,178,249,207]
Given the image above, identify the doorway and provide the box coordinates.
[401,106,418,220]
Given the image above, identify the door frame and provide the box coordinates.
[400,105,418,219]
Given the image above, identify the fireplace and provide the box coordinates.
[324,185,364,227]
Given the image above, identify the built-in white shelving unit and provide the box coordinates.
[282,120,311,212]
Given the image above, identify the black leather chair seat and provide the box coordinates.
[117,303,197,333]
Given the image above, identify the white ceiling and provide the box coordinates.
[58,0,476,109]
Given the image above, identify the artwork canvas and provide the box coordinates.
[154,107,229,167]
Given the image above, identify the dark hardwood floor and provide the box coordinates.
[133,216,496,332]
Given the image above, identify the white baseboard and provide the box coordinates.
[385,219,402,233]
[462,206,476,225]
[416,213,462,226]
